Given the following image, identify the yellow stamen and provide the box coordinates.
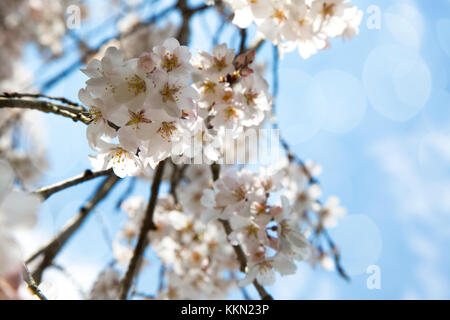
[200,80,216,94]
[162,53,178,72]
[321,3,335,18]
[89,106,102,124]
[272,9,287,24]
[160,83,181,103]
[157,121,177,142]
[125,75,146,96]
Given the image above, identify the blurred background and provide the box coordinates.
[10,0,450,299]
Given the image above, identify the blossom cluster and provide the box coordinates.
[81,40,272,178]
[220,0,363,58]
[0,0,86,87]
[0,159,41,299]
[113,166,239,299]
[200,164,295,285]
[106,160,346,298]
[0,109,48,187]
[198,158,346,286]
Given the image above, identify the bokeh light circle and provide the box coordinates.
[363,45,432,122]
[311,69,367,133]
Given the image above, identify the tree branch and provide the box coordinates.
[22,264,48,300]
[26,174,120,284]
[34,168,113,200]
[39,4,177,92]
[1,92,83,109]
[118,160,166,300]
[0,97,92,125]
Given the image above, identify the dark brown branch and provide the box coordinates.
[118,160,166,300]
[34,168,113,200]
[26,174,120,284]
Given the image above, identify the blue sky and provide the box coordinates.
[18,0,450,299]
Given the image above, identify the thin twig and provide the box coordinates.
[34,168,113,200]
[22,264,48,300]
[118,160,166,300]
[26,174,120,284]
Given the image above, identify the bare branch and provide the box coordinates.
[34,168,113,200]
[118,160,166,300]
[39,4,177,92]
[1,92,83,109]
[0,97,92,125]
[26,174,120,284]
[22,264,48,300]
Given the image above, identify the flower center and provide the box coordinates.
[126,110,152,129]
[246,224,260,238]
[213,56,227,71]
[222,92,233,102]
[244,90,258,106]
[113,148,131,164]
[162,53,179,72]
[125,75,146,96]
[232,185,246,201]
[225,106,239,121]
[200,80,216,94]
[160,83,181,103]
[271,9,287,24]
[321,3,335,18]
[297,18,308,27]
[89,106,102,123]
[157,121,177,142]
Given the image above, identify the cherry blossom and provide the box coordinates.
[0,159,40,298]
[221,0,363,58]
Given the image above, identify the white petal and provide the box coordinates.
[233,7,254,29]
[0,191,40,229]
[0,159,14,200]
